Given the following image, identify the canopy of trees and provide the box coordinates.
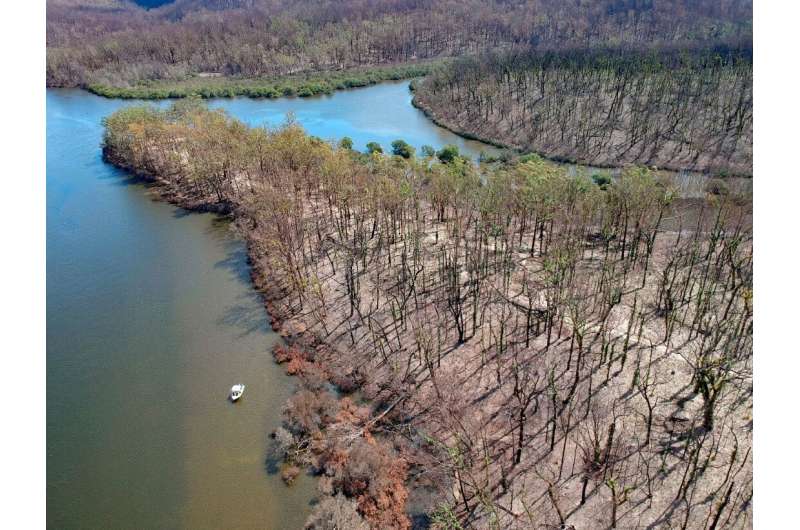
[103,101,752,529]
[47,0,752,88]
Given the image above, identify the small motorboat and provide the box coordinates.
[230,383,245,402]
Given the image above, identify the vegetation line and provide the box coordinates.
[87,62,440,100]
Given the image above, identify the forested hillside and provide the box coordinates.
[413,48,753,175]
[102,101,753,529]
[47,0,752,88]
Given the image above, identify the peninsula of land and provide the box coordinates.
[102,100,753,529]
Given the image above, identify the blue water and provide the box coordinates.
[204,80,495,157]
[47,81,494,529]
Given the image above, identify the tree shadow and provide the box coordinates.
[218,298,271,338]
[214,236,255,286]
[172,207,195,218]
[212,238,277,337]
[264,446,282,476]
[410,513,432,530]
[97,160,159,189]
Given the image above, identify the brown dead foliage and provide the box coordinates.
[339,439,411,530]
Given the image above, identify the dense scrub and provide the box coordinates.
[88,62,438,99]
[413,48,753,175]
[48,0,752,88]
[103,101,752,529]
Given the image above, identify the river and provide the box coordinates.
[46,81,495,529]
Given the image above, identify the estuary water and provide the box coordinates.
[46,81,494,529]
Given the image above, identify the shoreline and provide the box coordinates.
[410,85,754,179]
[409,84,514,153]
[100,94,752,529]
[72,62,445,100]
[94,76,750,184]
[102,147,410,526]
[103,148,306,336]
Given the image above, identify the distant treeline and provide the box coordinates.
[47,0,752,88]
[413,47,752,175]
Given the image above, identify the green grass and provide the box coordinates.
[87,62,443,100]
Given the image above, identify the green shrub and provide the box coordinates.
[518,153,542,164]
[592,173,613,189]
[391,139,415,159]
[366,141,383,154]
[339,137,354,150]
[436,144,460,163]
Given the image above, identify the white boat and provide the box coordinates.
[230,383,245,402]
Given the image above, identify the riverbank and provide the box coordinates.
[101,100,752,530]
[102,144,422,529]
[409,81,511,153]
[411,52,753,178]
[412,88,753,178]
[87,62,443,100]
[48,88,320,529]
[411,87,752,202]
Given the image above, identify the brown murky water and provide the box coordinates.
[47,91,314,529]
[47,82,498,529]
